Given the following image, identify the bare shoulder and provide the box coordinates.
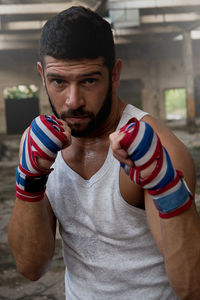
[142,114,185,146]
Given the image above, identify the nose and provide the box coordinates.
[65,84,84,110]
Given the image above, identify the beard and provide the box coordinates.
[47,82,112,137]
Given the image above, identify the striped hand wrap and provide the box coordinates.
[120,118,193,218]
[16,115,68,202]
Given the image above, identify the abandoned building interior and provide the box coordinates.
[1,1,200,299]
[0,0,200,135]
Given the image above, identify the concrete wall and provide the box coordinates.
[116,40,200,120]
[1,39,200,133]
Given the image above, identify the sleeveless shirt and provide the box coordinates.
[46,104,179,300]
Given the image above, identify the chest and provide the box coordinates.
[62,142,109,180]
[61,144,144,209]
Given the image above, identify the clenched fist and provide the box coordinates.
[16,115,71,202]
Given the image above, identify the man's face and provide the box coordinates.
[39,56,112,137]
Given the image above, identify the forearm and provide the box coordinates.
[8,197,56,281]
[161,204,200,299]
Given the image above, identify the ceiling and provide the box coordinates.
[1,0,200,50]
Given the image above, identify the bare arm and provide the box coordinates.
[110,115,200,299]
[8,194,56,281]
[8,129,57,281]
[143,115,200,299]
[8,117,71,281]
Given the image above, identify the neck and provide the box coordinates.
[73,98,125,145]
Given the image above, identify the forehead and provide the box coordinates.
[43,56,107,75]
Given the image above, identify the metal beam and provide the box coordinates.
[0,1,93,16]
[4,20,46,31]
[0,40,37,50]
[141,13,200,24]
[0,33,40,41]
[114,25,182,36]
[107,0,200,10]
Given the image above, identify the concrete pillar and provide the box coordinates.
[142,57,165,120]
[182,31,196,127]
[0,86,7,134]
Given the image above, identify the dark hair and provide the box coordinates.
[39,6,115,74]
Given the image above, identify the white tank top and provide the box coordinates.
[46,105,179,300]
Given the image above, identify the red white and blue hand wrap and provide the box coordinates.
[16,115,68,202]
[120,118,193,218]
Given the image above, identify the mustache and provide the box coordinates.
[60,108,94,120]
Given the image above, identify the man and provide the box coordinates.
[8,6,200,300]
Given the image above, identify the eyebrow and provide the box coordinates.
[46,73,63,79]
[81,71,103,77]
[46,71,103,79]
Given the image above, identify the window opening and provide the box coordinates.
[164,88,186,120]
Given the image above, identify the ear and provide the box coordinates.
[37,61,45,87]
[111,59,122,92]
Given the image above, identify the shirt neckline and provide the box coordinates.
[58,105,130,187]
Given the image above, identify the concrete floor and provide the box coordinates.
[0,126,200,299]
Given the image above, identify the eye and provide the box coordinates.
[82,78,97,86]
[87,78,95,84]
[54,78,64,85]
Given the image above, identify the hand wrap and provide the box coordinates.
[16,115,68,202]
[120,118,193,218]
